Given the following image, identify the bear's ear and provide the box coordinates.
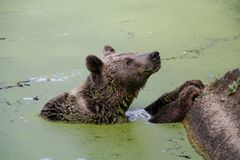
[103,45,115,56]
[86,55,103,74]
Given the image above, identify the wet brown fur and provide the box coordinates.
[183,68,240,159]
[145,80,204,123]
[40,46,160,124]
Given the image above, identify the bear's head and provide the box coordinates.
[86,46,160,92]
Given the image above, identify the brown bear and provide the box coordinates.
[144,80,204,123]
[40,45,161,124]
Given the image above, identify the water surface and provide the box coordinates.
[0,0,240,160]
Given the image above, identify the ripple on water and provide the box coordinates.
[125,109,151,121]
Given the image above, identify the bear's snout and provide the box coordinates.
[149,51,160,61]
[148,51,160,67]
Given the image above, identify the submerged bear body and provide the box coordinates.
[40,46,161,124]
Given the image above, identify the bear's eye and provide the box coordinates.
[125,58,134,66]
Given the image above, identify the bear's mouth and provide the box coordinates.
[145,51,161,73]
[144,61,161,73]
[152,61,161,73]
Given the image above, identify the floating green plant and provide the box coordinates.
[228,78,240,95]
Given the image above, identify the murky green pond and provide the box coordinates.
[0,0,239,159]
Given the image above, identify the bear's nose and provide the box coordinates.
[149,51,160,60]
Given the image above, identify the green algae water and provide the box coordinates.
[0,0,239,159]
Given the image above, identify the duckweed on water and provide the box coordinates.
[0,0,239,159]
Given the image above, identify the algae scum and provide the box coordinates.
[0,0,239,159]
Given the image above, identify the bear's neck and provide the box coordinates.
[80,77,140,116]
